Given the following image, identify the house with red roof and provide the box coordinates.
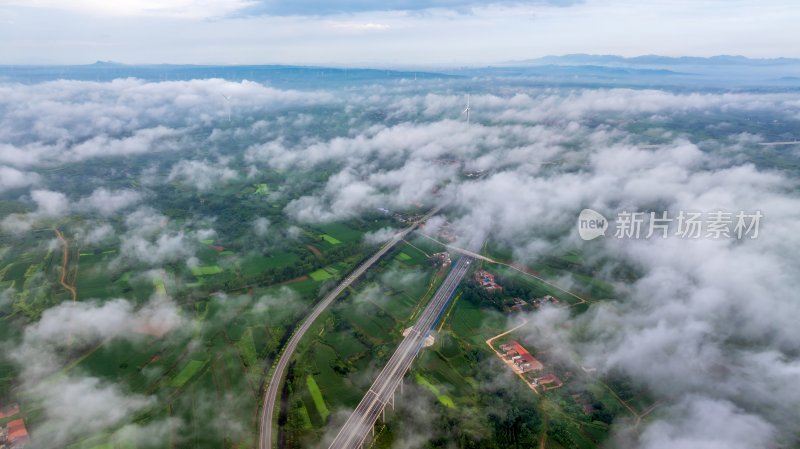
[475,270,502,291]
[501,341,543,372]
[6,419,28,447]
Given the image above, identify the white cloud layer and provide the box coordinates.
[0,165,40,192]
[0,77,798,448]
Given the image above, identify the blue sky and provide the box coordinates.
[0,0,798,65]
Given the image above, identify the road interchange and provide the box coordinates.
[327,255,473,449]
[258,207,443,449]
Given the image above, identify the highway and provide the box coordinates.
[258,207,442,449]
[327,255,473,449]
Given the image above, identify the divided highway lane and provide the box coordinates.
[328,256,473,449]
[259,207,442,449]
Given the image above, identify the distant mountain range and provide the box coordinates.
[67,55,800,71]
[508,54,800,67]
[3,55,799,89]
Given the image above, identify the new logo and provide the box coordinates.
[577,209,608,240]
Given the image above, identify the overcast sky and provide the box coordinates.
[0,0,798,65]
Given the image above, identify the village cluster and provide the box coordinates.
[473,269,562,312]
[499,341,564,392]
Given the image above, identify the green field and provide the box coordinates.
[321,331,367,360]
[240,253,299,276]
[448,296,505,344]
[378,291,418,322]
[297,403,313,430]
[75,266,118,300]
[321,234,342,245]
[170,360,206,387]
[237,328,258,368]
[190,265,224,276]
[306,375,330,422]
[415,372,455,408]
[153,277,167,296]
[316,223,362,243]
[254,183,270,195]
[347,303,395,342]
[309,268,333,281]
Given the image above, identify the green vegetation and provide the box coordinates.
[306,375,330,422]
[316,223,362,243]
[309,268,333,281]
[254,183,270,195]
[237,327,258,368]
[414,372,454,408]
[321,234,342,245]
[190,265,224,276]
[153,277,167,296]
[240,252,299,275]
[171,360,206,387]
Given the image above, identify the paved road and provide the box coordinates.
[258,208,442,449]
[327,256,473,449]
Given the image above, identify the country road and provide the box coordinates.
[54,228,77,302]
[327,255,473,449]
[258,207,442,449]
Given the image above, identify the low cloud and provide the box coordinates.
[0,165,40,192]
[1,189,69,233]
[635,397,775,449]
[7,296,186,448]
[1,188,141,233]
[113,206,203,267]
[31,377,155,447]
[31,189,69,217]
[252,216,271,237]
[120,231,195,266]
[167,159,237,191]
[363,226,398,245]
[83,223,116,244]
[77,188,142,216]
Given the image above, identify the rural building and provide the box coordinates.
[511,297,529,313]
[500,341,543,372]
[431,252,451,267]
[1,418,28,448]
[475,270,502,291]
[532,295,560,308]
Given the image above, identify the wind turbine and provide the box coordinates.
[462,94,471,124]
[221,94,231,122]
